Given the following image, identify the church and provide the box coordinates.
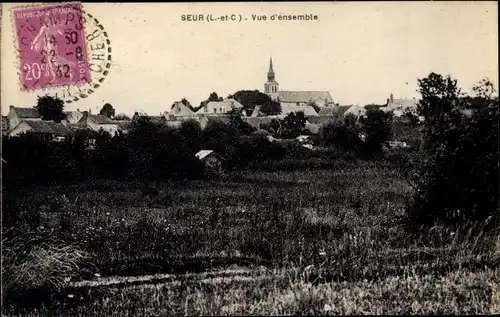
[263,58,337,109]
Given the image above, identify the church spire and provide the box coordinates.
[267,57,275,81]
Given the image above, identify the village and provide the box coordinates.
[2,59,422,152]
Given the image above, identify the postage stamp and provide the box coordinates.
[12,2,91,91]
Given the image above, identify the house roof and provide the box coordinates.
[281,105,318,117]
[203,99,244,112]
[78,113,115,125]
[387,98,419,110]
[91,114,115,124]
[345,105,366,116]
[195,149,223,161]
[63,111,83,122]
[149,116,165,123]
[11,107,40,118]
[115,120,132,130]
[23,120,73,136]
[278,91,334,103]
[171,102,195,116]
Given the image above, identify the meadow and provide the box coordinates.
[2,157,499,316]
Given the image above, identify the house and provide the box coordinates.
[9,119,74,141]
[167,101,195,118]
[382,94,419,117]
[344,105,366,118]
[7,106,41,130]
[195,150,224,172]
[195,98,244,115]
[62,110,85,124]
[78,111,123,136]
[280,104,318,118]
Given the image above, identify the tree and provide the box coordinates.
[208,92,222,102]
[281,111,306,138]
[417,72,462,151]
[259,101,282,116]
[320,120,360,150]
[407,74,499,229]
[114,114,130,120]
[228,108,255,135]
[99,103,115,118]
[232,90,281,115]
[344,113,357,128]
[361,108,393,154]
[179,119,202,153]
[35,95,64,122]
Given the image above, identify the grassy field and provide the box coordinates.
[3,158,499,315]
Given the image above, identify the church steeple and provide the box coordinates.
[264,57,279,101]
[267,57,275,81]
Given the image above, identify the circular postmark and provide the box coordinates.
[11,3,111,104]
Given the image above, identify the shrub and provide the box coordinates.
[360,108,393,155]
[319,120,361,150]
[407,74,499,229]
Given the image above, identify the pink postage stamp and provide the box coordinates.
[12,2,91,91]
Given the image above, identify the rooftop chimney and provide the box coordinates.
[9,105,14,110]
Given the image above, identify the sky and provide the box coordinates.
[1,1,498,116]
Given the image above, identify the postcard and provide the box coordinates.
[1,2,498,316]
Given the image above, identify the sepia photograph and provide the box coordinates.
[1,1,499,315]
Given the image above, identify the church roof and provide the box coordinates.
[281,105,318,117]
[278,91,334,103]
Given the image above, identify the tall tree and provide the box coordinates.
[35,95,65,122]
[361,108,393,153]
[232,90,281,115]
[99,103,115,118]
[417,72,462,151]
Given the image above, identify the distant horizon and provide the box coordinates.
[2,2,498,117]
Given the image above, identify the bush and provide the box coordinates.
[319,120,361,150]
[407,74,499,229]
[360,108,393,155]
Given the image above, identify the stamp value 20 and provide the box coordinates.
[12,3,91,91]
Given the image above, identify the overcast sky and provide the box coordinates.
[1,2,498,116]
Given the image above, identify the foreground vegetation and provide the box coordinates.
[3,160,499,315]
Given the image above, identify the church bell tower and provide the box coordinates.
[264,57,279,101]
